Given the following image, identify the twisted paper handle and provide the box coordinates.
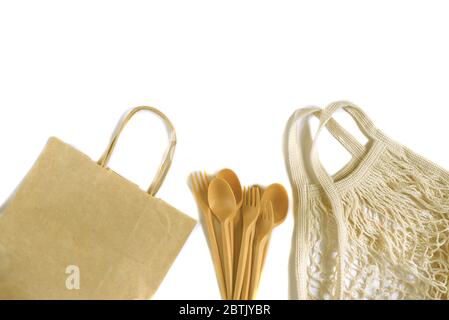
[98,106,177,196]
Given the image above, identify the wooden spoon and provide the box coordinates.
[217,169,243,207]
[250,183,289,299]
[208,177,238,300]
[217,169,243,280]
[268,184,289,227]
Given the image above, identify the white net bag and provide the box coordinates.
[286,101,449,300]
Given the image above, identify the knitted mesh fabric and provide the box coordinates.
[286,102,449,300]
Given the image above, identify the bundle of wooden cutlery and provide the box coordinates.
[190,169,288,300]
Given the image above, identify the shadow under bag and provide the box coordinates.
[286,101,449,300]
[0,106,196,299]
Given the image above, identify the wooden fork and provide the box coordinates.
[190,172,227,299]
[233,186,261,299]
[249,200,275,299]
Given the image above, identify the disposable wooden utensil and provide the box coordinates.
[208,177,238,300]
[233,186,261,299]
[267,184,289,227]
[233,209,243,286]
[250,183,289,299]
[217,169,243,279]
[190,172,227,300]
[217,169,243,207]
[241,230,255,300]
[249,201,275,299]
[241,186,264,300]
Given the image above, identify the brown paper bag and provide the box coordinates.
[0,106,196,300]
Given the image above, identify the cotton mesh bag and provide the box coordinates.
[286,101,449,300]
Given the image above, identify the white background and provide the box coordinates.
[1,1,449,300]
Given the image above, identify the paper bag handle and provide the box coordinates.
[97,106,177,197]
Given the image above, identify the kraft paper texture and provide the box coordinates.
[0,137,196,299]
